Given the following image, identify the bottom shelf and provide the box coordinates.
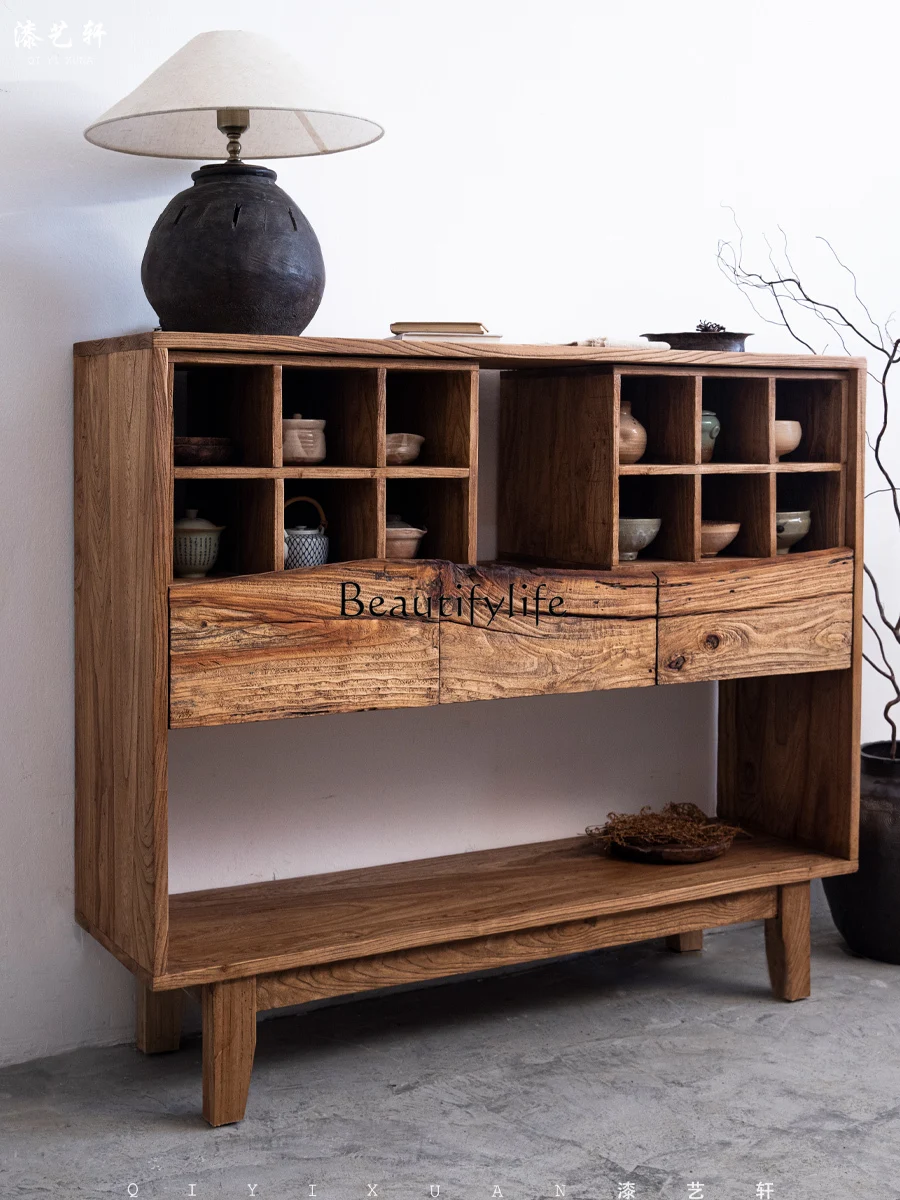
[163,834,855,988]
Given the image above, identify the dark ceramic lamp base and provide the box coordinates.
[141,162,325,335]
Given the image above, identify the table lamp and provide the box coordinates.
[84,30,383,335]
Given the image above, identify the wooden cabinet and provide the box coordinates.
[74,333,864,1125]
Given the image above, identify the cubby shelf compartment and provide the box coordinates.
[281,365,382,467]
[174,364,279,468]
[702,473,775,558]
[701,375,773,464]
[386,367,478,468]
[386,477,475,564]
[620,373,700,464]
[776,376,846,463]
[173,478,281,578]
[618,474,698,562]
[283,477,380,564]
[776,470,845,553]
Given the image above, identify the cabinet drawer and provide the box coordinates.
[658,593,852,684]
[656,549,853,616]
[440,616,657,703]
[169,565,441,727]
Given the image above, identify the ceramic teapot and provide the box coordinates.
[284,496,329,568]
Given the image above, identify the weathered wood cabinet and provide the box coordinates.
[74,333,864,1125]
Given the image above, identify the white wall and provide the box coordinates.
[2,0,898,1065]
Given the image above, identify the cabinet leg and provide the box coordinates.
[201,978,257,1127]
[136,986,183,1054]
[765,882,811,1001]
[666,930,704,953]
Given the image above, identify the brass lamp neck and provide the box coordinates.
[217,107,250,161]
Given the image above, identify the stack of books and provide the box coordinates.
[389,321,502,342]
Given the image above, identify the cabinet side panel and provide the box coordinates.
[75,348,170,976]
[498,371,616,567]
[718,669,855,859]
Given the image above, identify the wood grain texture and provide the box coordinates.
[656,549,853,616]
[658,593,852,684]
[74,332,867,373]
[666,930,704,953]
[74,348,170,977]
[161,835,854,988]
[256,891,773,1008]
[439,617,656,702]
[765,882,811,1001]
[170,616,439,726]
[444,562,658,621]
[619,463,844,475]
[718,669,857,859]
[202,978,257,1126]
[136,986,183,1053]
[499,371,617,567]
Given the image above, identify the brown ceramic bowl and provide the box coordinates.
[174,436,235,466]
[774,419,803,460]
[700,520,740,558]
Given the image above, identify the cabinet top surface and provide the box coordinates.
[73,331,865,372]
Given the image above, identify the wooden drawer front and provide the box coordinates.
[658,593,852,685]
[170,565,441,727]
[440,616,657,703]
[656,549,853,616]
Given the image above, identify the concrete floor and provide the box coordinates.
[3,885,900,1198]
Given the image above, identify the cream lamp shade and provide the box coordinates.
[84,30,384,159]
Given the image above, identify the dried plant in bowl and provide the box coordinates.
[585,802,748,864]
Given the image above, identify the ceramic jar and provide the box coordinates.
[385,514,426,559]
[700,410,721,463]
[283,414,326,464]
[173,509,224,578]
[775,510,811,555]
[618,517,661,561]
[618,401,647,465]
[386,433,425,465]
[284,496,329,568]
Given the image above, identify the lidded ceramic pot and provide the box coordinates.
[618,401,647,464]
[284,496,329,568]
[385,514,426,559]
[283,413,326,464]
[173,509,224,578]
[700,410,721,462]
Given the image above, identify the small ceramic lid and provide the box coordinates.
[285,524,326,536]
[386,513,426,534]
[283,413,326,429]
[174,509,222,531]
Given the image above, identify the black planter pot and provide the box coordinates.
[823,741,900,963]
[641,330,753,352]
[141,162,325,335]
